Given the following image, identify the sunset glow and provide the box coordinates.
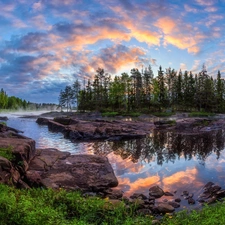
[0,0,225,103]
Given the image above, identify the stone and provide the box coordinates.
[157,203,175,213]
[136,209,152,216]
[188,198,195,205]
[130,193,148,200]
[104,189,123,199]
[164,191,174,196]
[36,117,49,125]
[149,185,164,198]
[28,149,118,191]
[168,201,180,208]
[182,190,189,196]
[175,198,181,203]
[216,190,225,198]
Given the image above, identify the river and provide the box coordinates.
[3,111,225,210]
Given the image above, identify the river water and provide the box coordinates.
[3,112,225,210]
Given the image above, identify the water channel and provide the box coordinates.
[3,112,225,210]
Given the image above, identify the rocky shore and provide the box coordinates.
[1,112,225,217]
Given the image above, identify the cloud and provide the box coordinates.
[155,17,204,54]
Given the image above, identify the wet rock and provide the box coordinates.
[157,203,175,213]
[164,191,174,196]
[204,182,214,190]
[182,191,189,196]
[130,193,148,200]
[48,120,66,133]
[149,185,164,198]
[188,198,195,205]
[175,198,181,203]
[216,190,225,198]
[36,117,49,125]
[0,116,8,121]
[197,198,205,203]
[210,185,221,194]
[168,201,180,208]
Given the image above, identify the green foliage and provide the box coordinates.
[0,146,15,161]
[2,184,225,225]
[161,202,225,225]
[0,184,154,225]
[188,112,216,117]
[102,112,119,117]
[0,121,7,126]
[152,112,174,117]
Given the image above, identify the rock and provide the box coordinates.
[174,198,181,203]
[216,190,225,198]
[164,191,174,196]
[182,191,189,196]
[136,209,152,216]
[36,117,49,125]
[104,189,123,199]
[149,186,164,198]
[130,193,148,200]
[206,196,217,204]
[168,201,180,208]
[131,198,145,208]
[0,156,12,172]
[157,203,175,213]
[38,117,154,142]
[28,149,118,191]
[204,182,214,190]
[188,198,195,205]
[0,116,8,121]
[48,120,66,133]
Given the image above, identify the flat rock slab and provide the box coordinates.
[37,117,155,141]
[28,148,118,191]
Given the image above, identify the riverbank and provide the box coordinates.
[1,183,225,225]
[2,111,225,222]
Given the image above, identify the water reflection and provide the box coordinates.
[92,129,225,166]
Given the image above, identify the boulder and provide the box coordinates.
[156,203,175,213]
[28,148,118,191]
[149,185,164,198]
[36,117,49,125]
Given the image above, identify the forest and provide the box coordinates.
[0,88,57,111]
[59,64,225,113]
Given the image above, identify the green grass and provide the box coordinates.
[0,146,15,161]
[152,112,174,117]
[101,111,141,117]
[101,112,119,117]
[161,202,225,225]
[188,112,216,117]
[1,184,225,224]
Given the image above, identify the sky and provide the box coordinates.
[1,0,225,103]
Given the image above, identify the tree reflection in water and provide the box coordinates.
[91,129,225,166]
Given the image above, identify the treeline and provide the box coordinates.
[59,65,225,113]
[0,88,58,110]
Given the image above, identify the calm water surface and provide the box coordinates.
[4,113,225,209]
